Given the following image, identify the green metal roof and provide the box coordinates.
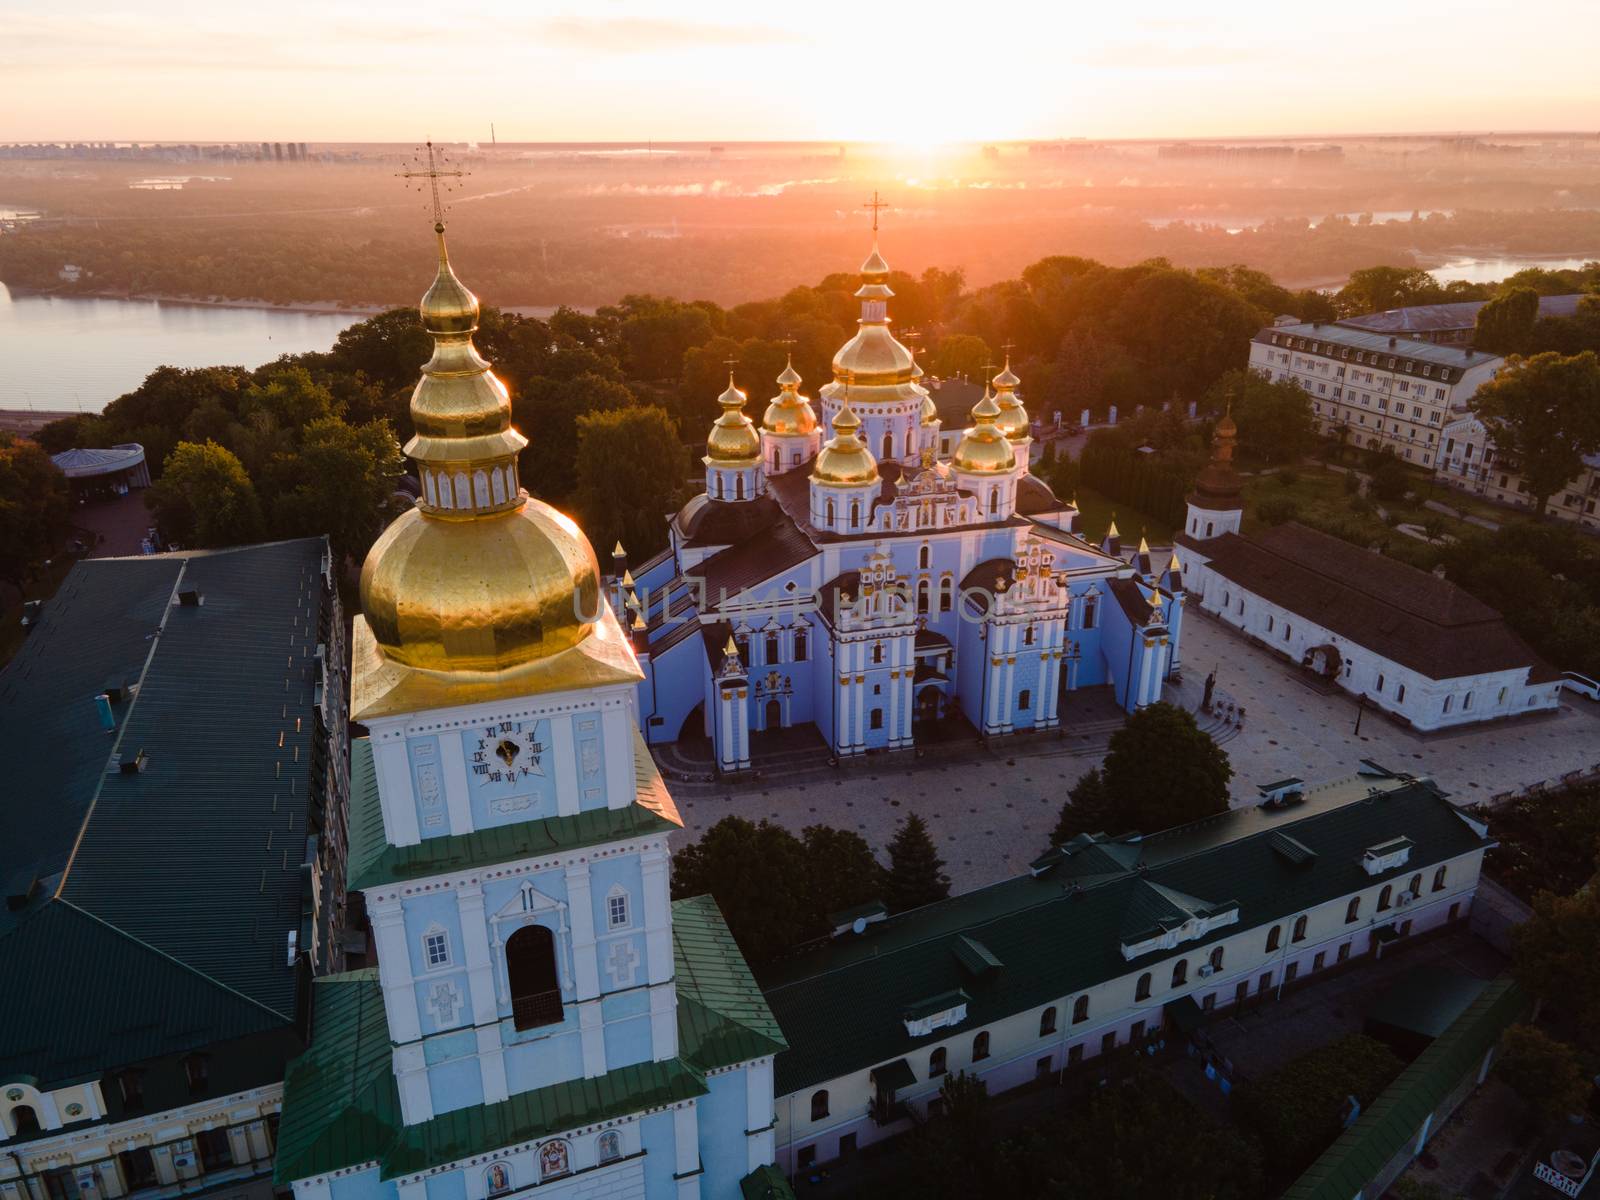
[347,732,682,892]
[1364,966,1488,1040]
[760,781,1487,1097]
[0,539,332,1085]
[1284,977,1526,1200]
[276,898,777,1185]
[952,935,1002,977]
[740,1163,797,1200]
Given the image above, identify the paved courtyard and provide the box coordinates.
[660,604,1600,896]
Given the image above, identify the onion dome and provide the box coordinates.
[1189,405,1243,512]
[706,374,761,463]
[952,388,1017,474]
[355,221,636,714]
[829,239,917,389]
[813,404,879,485]
[761,358,819,436]
[991,357,1030,443]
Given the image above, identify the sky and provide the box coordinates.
[2,0,1597,143]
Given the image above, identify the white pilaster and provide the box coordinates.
[372,905,422,1043]
[393,1043,433,1124]
[566,862,599,1001]
[551,715,579,817]
[650,982,679,1062]
[456,884,499,1026]
[476,1024,509,1104]
[641,848,673,985]
[374,738,420,846]
[673,1103,701,1200]
[602,706,634,808]
[579,1000,607,1079]
[436,733,472,835]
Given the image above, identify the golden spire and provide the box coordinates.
[762,355,819,436]
[991,354,1031,443]
[706,372,761,464]
[826,191,916,396]
[1107,517,1120,539]
[813,384,879,485]
[951,386,1016,474]
[353,186,642,719]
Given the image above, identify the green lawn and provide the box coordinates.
[1240,467,1485,551]
[1073,485,1174,545]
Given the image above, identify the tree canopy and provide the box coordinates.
[1472,350,1600,514]
[0,436,70,598]
[147,440,264,548]
[883,813,951,913]
[1206,368,1317,465]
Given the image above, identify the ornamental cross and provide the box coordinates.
[863,189,890,233]
[1002,340,1016,359]
[398,140,467,229]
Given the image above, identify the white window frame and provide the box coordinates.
[422,924,452,971]
[606,885,632,931]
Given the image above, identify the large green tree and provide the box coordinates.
[265,417,403,563]
[671,817,813,965]
[1206,368,1316,465]
[1333,266,1447,317]
[0,436,71,599]
[1472,350,1600,515]
[800,824,885,926]
[146,440,263,548]
[1512,885,1600,1055]
[1495,1024,1591,1126]
[883,813,950,913]
[1474,286,1540,354]
[572,405,686,559]
[1052,702,1232,840]
[931,334,992,382]
[515,372,639,501]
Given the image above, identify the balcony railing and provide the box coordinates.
[512,989,563,1031]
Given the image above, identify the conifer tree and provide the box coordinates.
[884,813,950,913]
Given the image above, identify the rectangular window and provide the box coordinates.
[794,629,808,662]
[1036,1055,1054,1078]
[1259,971,1273,994]
[1337,941,1351,963]
[608,893,629,928]
[424,931,450,968]
[1130,1020,1146,1041]
[1235,980,1249,1005]
[1285,962,1299,984]
[196,1128,233,1173]
[1067,1044,1082,1066]
[1312,951,1326,972]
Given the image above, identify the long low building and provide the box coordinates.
[759,769,1491,1174]
[1338,294,1587,347]
[0,539,350,1200]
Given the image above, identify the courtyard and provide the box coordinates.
[662,601,1600,894]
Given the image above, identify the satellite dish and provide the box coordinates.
[852,917,868,935]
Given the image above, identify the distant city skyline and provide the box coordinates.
[2,0,1597,144]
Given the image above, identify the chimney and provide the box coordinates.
[177,589,204,607]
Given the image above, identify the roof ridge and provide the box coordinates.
[54,898,295,1023]
[100,535,327,563]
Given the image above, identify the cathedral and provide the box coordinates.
[618,235,1185,772]
[272,222,785,1200]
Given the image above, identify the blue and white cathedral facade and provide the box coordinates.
[618,238,1186,773]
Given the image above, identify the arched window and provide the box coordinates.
[1407,873,1422,897]
[1039,1007,1057,1036]
[882,432,893,460]
[765,632,780,664]
[919,544,930,569]
[905,429,916,458]
[1377,885,1393,912]
[1171,960,1188,988]
[1292,915,1308,943]
[1023,625,1035,646]
[872,643,884,665]
[1266,925,1281,952]
[940,577,954,612]
[1432,866,1447,892]
[972,1032,990,1061]
[1072,995,1089,1024]
[989,490,999,515]
[810,1090,829,1121]
[826,498,835,526]
[506,924,562,1030]
[1136,973,1152,1001]
[794,629,808,662]
[929,1047,947,1077]
[1018,689,1031,711]
[9,1105,40,1137]
[596,1131,621,1164]
[917,579,930,613]
[850,502,860,529]
[1205,521,1214,537]
[1346,897,1360,923]
[735,475,745,500]
[1209,946,1224,971]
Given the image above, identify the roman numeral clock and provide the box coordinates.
[464,719,554,820]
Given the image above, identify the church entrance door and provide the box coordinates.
[915,687,941,723]
[765,699,782,730]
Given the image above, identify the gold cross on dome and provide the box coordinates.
[862,190,890,233]
[398,140,467,230]
[1001,340,1016,359]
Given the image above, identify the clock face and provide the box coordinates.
[466,720,546,790]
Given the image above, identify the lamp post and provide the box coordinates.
[1354,692,1370,736]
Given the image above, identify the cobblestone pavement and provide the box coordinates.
[660,606,1600,895]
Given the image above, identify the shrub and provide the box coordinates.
[1370,458,1411,502]
[1256,495,1301,526]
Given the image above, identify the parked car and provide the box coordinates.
[1561,671,1600,701]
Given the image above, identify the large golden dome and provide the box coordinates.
[813,404,879,485]
[991,358,1031,443]
[952,389,1017,474]
[352,222,639,720]
[762,359,818,435]
[706,375,761,463]
[825,239,918,396]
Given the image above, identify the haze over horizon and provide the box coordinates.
[3,0,1597,145]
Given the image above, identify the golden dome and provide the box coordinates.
[860,242,891,279]
[761,358,819,436]
[952,389,1017,475]
[825,235,916,394]
[354,221,637,715]
[991,357,1030,442]
[706,374,761,463]
[813,404,879,485]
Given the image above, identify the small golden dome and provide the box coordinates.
[761,359,819,436]
[813,404,879,485]
[991,357,1031,443]
[952,390,1017,475]
[992,360,1021,389]
[860,241,891,278]
[420,223,479,335]
[706,374,761,463]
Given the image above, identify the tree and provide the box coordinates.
[328,307,433,392]
[1511,886,1600,1055]
[515,372,639,501]
[146,440,263,548]
[883,813,950,913]
[1065,703,1232,837]
[931,334,992,382]
[265,417,403,563]
[1205,368,1316,465]
[801,825,884,926]
[1495,1025,1591,1126]
[1369,456,1411,502]
[1333,266,1446,318]
[1472,351,1600,515]
[1474,287,1540,355]
[572,405,686,559]
[0,436,71,599]
[670,817,812,965]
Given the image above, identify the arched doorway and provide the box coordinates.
[915,686,942,723]
[506,925,563,1030]
[765,699,782,730]
[1303,644,1342,679]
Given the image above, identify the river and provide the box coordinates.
[0,282,359,413]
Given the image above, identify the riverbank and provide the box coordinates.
[1,281,390,317]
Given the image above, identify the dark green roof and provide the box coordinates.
[740,1163,797,1200]
[0,539,332,1085]
[277,898,777,1185]
[1284,978,1526,1200]
[673,895,787,1072]
[1364,966,1488,1040]
[760,780,1486,1096]
[348,732,682,892]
